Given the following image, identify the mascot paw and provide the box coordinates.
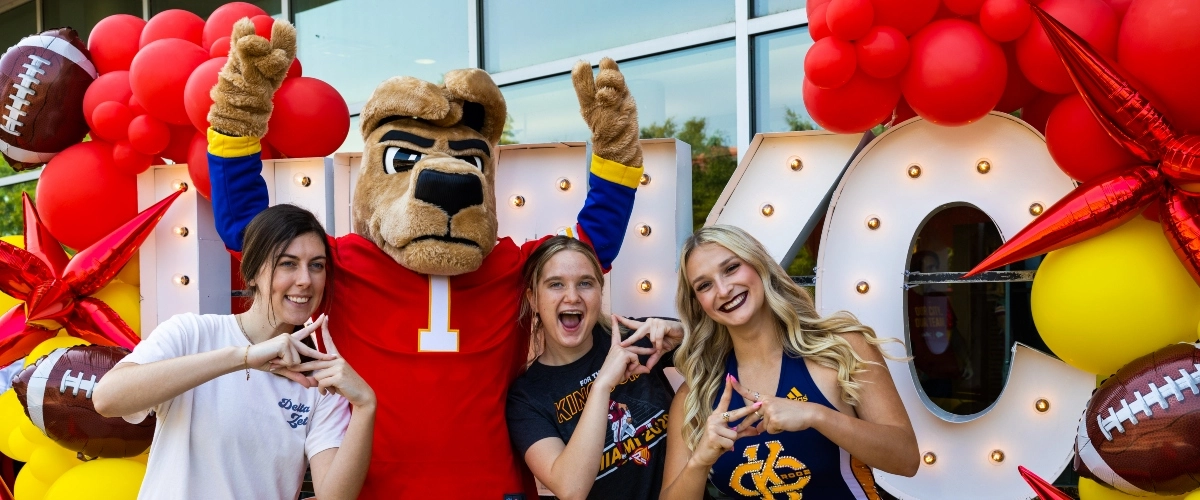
[573,58,643,167]
[208,18,297,138]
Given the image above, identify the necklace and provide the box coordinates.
[235,313,254,345]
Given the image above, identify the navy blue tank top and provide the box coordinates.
[709,352,881,499]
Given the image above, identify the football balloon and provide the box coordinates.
[0,28,96,170]
[1074,342,1200,496]
[12,345,154,458]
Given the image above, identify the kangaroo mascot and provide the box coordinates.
[205,20,643,499]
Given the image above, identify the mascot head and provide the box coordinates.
[354,69,507,275]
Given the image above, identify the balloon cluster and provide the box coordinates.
[801,0,1137,136]
[37,2,348,251]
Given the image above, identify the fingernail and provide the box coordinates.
[726,374,732,382]
[753,402,762,408]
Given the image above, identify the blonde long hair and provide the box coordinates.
[674,225,902,450]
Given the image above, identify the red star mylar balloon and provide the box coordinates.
[0,190,181,366]
[1018,466,1073,500]
[965,5,1200,283]
[0,473,11,500]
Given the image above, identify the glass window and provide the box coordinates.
[150,0,280,17]
[0,1,37,52]
[294,0,468,105]
[753,27,816,134]
[906,205,1047,417]
[753,0,806,17]
[483,0,734,73]
[44,0,143,42]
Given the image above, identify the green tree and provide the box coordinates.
[500,114,518,145]
[784,107,816,132]
[640,116,736,230]
[0,156,34,237]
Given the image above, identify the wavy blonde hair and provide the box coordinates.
[674,225,902,450]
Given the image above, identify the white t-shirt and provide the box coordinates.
[121,313,350,500]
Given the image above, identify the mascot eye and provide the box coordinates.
[455,155,485,172]
[383,147,422,174]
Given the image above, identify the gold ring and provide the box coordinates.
[755,411,762,418]
[721,411,730,422]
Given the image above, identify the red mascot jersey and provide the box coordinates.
[207,131,642,499]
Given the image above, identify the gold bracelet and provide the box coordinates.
[243,346,250,380]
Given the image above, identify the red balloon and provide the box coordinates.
[902,20,1007,126]
[1016,0,1118,94]
[807,0,833,16]
[91,101,133,142]
[855,26,910,79]
[126,94,145,116]
[1021,92,1064,133]
[804,71,902,133]
[184,57,228,133]
[286,57,302,80]
[1019,466,1075,500]
[827,0,874,41]
[250,15,276,39]
[804,37,857,89]
[36,141,137,250]
[980,0,1032,42]
[82,71,132,130]
[112,140,152,176]
[204,2,269,50]
[1105,0,1132,19]
[209,36,231,58]
[995,46,1040,112]
[870,0,939,36]
[261,139,280,160]
[157,124,195,164]
[1117,0,1200,134]
[265,78,350,158]
[187,132,212,199]
[128,115,170,155]
[1045,94,1142,182]
[810,3,832,41]
[129,38,209,126]
[86,15,145,75]
[944,0,986,15]
[140,9,203,48]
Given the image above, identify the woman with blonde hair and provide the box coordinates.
[660,225,918,499]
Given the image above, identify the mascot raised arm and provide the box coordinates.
[205,20,644,499]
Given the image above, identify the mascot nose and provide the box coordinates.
[414,170,484,217]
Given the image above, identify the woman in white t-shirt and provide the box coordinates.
[93,204,375,500]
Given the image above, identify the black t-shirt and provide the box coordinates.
[506,324,676,500]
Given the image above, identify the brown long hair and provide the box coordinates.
[520,236,611,364]
[239,204,333,324]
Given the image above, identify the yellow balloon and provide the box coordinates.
[1185,489,1200,500]
[1032,216,1200,375]
[44,458,144,500]
[90,281,141,337]
[23,335,88,368]
[8,427,36,462]
[127,451,148,464]
[0,391,23,457]
[16,416,54,450]
[26,444,81,485]
[1080,477,1189,499]
[114,251,139,287]
[13,466,48,500]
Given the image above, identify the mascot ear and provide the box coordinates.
[442,69,507,146]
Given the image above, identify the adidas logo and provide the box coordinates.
[787,388,808,402]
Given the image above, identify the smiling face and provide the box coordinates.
[250,232,328,328]
[528,250,604,358]
[684,242,772,330]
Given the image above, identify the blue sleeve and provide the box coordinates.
[206,129,270,252]
[575,154,644,270]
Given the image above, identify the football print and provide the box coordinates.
[12,345,154,458]
[1074,342,1200,496]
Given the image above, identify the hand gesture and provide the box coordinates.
[729,376,816,435]
[289,322,377,409]
[594,314,657,392]
[616,316,683,371]
[209,18,297,138]
[572,57,643,167]
[692,375,761,468]
[247,314,335,387]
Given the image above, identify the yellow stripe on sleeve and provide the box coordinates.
[589,154,644,189]
[207,128,261,158]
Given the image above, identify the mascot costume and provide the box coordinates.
[205,20,644,498]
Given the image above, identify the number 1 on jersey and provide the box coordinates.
[419,275,459,352]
